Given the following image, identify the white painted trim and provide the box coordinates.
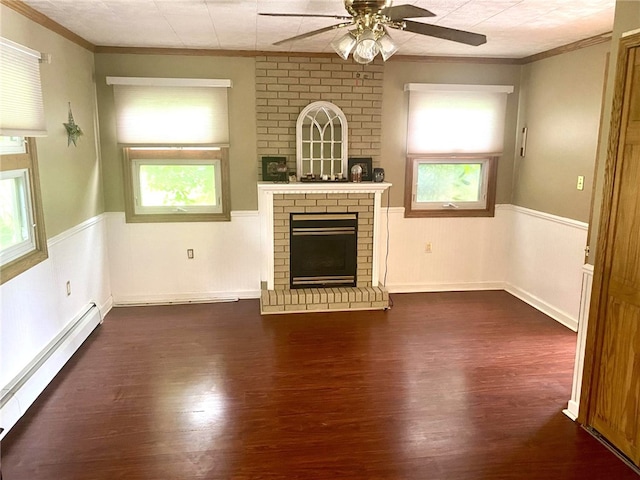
[0,303,102,440]
[404,83,514,93]
[113,290,260,306]
[106,76,232,88]
[622,28,640,38]
[505,283,578,331]
[507,205,588,230]
[372,189,382,286]
[257,181,392,194]
[387,281,506,293]
[47,213,106,247]
[563,401,580,421]
[100,296,114,319]
[564,263,594,421]
[0,37,42,59]
[231,210,259,218]
[258,188,275,289]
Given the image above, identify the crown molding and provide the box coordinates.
[389,54,520,65]
[519,32,612,65]
[1,0,95,52]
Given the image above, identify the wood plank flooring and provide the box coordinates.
[2,291,637,479]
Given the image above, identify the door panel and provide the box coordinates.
[588,46,640,465]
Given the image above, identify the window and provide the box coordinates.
[123,147,230,222]
[0,139,48,284]
[1,38,48,284]
[296,101,348,179]
[406,155,497,217]
[107,76,232,222]
[404,83,512,217]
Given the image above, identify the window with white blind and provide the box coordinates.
[0,38,48,284]
[1,38,47,137]
[404,83,512,218]
[107,77,232,222]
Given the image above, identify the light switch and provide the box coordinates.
[577,175,585,191]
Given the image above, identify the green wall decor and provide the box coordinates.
[63,102,83,146]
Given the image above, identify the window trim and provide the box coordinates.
[122,147,231,223]
[0,138,48,285]
[404,154,498,218]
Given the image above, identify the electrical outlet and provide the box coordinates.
[66,281,71,296]
[425,242,432,253]
[577,175,585,191]
[187,248,194,259]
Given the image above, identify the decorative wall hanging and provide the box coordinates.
[63,102,83,146]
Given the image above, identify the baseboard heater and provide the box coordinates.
[0,303,103,440]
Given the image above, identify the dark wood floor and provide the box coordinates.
[2,291,637,479]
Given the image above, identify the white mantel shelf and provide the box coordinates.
[258,182,392,290]
[257,181,392,194]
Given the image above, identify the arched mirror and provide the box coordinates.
[296,101,348,179]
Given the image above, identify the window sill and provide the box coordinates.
[124,212,231,223]
[404,206,495,218]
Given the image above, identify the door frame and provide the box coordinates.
[579,31,640,425]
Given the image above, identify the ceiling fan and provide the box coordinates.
[260,0,487,64]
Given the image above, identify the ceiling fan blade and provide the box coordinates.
[259,13,352,20]
[383,4,435,21]
[273,23,352,46]
[401,20,487,46]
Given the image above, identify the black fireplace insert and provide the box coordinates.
[290,213,357,288]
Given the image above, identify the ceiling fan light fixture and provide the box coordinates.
[377,31,398,61]
[352,28,379,64]
[331,31,357,60]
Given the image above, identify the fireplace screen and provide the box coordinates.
[290,213,357,288]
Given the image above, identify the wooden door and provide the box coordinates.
[582,37,640,466]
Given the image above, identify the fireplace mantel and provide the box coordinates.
[257,182,392,195]
[258,182,391,291]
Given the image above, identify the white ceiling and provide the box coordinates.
[21,0,616,58]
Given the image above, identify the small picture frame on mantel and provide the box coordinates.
[348,157,373,182]
[262,156,288,182]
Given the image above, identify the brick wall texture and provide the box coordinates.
[256,55,384,177]
[272,192,375,289]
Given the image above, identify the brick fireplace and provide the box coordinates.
[258,182,391,314]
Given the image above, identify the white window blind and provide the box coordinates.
[405,84,513,155]
[107,77,231,145]
[0,38,47,136]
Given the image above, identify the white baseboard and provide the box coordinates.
[0,303,103,440]
[112,290,261,306]
[385,281,506,294]
[563,401,580,421]
[505,283,578,331]
[100,296,114,319]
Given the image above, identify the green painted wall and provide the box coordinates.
[1,6,103,238]
[513,41,610,223]
[94,53,257,212]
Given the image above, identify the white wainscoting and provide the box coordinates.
[106,211,262,305]
[377,205,588,332]
[377,205,511,293]
[504,206,588,331]
[0,214,112,439]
